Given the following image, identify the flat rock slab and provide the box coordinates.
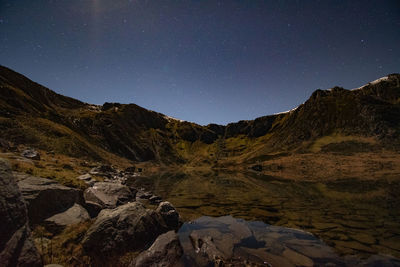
[44,203,90,233]
[15,172,81,224]
[84,182,135,209]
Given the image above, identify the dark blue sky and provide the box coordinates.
[1,1,399,125]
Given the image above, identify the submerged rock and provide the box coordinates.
[189,228,236,262]
[44,203,90,234]
[0,159,42,266]
[132,231,183,267]
[83,182,136,209]
[179,216,347,266]
[16,173,82,225]
[82,202,169,258]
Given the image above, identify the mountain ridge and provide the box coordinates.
[1,65,399,166]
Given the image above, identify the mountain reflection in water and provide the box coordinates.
[130,171,400,262]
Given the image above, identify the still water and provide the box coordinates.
[131,171,400,263]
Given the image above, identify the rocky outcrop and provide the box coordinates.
[82,202,169,259]
[132,231,183,267]
[16,173,81,225]
[0,159,42,266]
[44,203,90,234]
[83,182,136,210]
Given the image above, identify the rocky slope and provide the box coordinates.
[1,65,399,167]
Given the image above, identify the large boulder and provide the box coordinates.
[82,202,169,259]
[0,159,42,266]
[132,231,183,267]
[44,203,90,234]
[83,182,136,210]
[16,173,82,225]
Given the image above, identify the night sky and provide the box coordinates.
[1,1,399,125]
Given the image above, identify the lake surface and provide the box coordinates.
[130,171,400,262]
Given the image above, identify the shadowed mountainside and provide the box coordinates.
[1,65,399,166]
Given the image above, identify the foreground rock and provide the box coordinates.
[156,201,180,229]
[44,203,90,234]
[0,159,42,266]
[132,231,183,267]
[82,202,169,259]
[83,182,136,210]
[16,173,81,224]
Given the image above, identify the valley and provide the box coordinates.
[1,66,400,266]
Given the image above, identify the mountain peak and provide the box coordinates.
[352,73,400,91]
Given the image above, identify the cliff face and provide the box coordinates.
[266,75,400,151]
[1,65,399,164]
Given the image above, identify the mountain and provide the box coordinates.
[1,65,400,168]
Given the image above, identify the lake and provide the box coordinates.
[130,171,400,264]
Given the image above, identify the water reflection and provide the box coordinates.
[178,216,400,267]
[130,171,400,260]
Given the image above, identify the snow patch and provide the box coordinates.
[351,76,389,91]
[273,106,299,115]
[164,115,185,123]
